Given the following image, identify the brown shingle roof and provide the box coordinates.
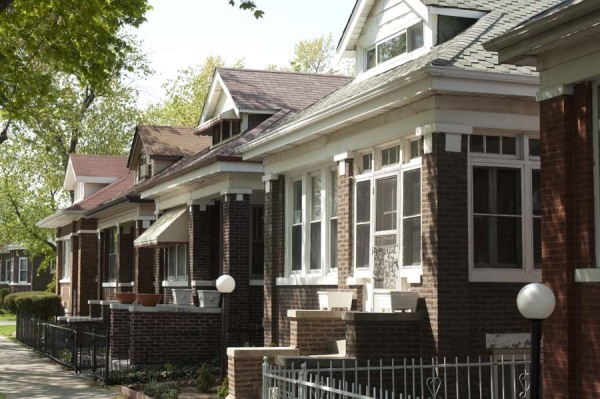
[70,155,129,178]
[137,125,211,158]
[217,68,352,112]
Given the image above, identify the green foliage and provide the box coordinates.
[290,34,335,74]
[0,288,9,306]
[142,381,180,399]
[217,376,229,399]
[196,363,214,393]
[0,324,16,337]
[227,0,264,19]
[108,363,203,386]
[3,291,61,318]
[142,55,243,126]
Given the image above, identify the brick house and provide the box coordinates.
[37,154,132,315]
[486,2,600,397]
[132,68,351,346]
[0,244,52,293]
[238,0,563,360]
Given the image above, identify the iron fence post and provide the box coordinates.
[298,362,308,399]
[72,327,77,373]
[104,324,110,383]
[262,356,270,399]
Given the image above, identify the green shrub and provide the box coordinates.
[0,288,9,306]
[3,291,61,318]
[196,363,213,393]
[143,381,180,399]
[217,376,229,399]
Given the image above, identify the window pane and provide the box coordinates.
[408,23,424,51]
[487,136,500,154]
[474,216,521,268]
[532,170,540,216]
[292,225,302,271]
[403,170,420,217]
[178,244,187,278]
[222,121,231,140]
[362,153,373,171]
[330,219,338,269]
[533,217,541,269]
[378,33,406,64]
[376,177,397,231]
[366,48,376,70]
[331,170,338,217]
[529,139,540,157]
[356,181,371,223]
[470,135,484,153]
[293,180,302,224]
[496,168,521,215]
[502,137,516,155]
[356,224,370,268]
[497,217,522,268]
[310,222,321,270]
[252,241,264,276]
[212,124,220,144]
[311,175,321,220]
[403,217,421,266]
[410,139,423,160]
[381,145,400,166]
[168,246,176,278]
[375,235,396,247]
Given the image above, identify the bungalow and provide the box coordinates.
[133,68,351,346]
[239,0,562,360]
[486,1,600,397]
[0,244,51,293]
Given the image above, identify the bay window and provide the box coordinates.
[469,134,541,281]
[2,260,10,282]
[286,167,338,277]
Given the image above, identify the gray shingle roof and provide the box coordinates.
[246,0,562,145]
[217,68,352,111]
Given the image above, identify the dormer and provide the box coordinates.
[127,125,211,183]
[337,0,485,78]
[64,155,129,204]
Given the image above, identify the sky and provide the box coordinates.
[133,0,356,105]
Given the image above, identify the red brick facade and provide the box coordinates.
[540,83,600,399]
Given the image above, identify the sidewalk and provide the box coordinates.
[0,335,118,399]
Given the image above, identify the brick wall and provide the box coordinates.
[540,83,600,399]
[288,310,346,355]
[110,307,130,359]
[134,221,154,294]
[154,247,166,296]
[337,159,354,289]
[77,230,98,316]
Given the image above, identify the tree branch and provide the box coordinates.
[0,120,11,144]
[7,192,56,252]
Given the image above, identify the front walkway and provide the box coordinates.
[0,335,117,399]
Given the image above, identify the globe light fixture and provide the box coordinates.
[217,274,236,380]
[216,274,236,294]
[516,283,556,399]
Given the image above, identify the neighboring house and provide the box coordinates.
[37,155,132,315]
[239,0,561,359]
[486,1,600,398]
[0,244,52,293]
[133,68,351,346]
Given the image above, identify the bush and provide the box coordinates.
[3,291,61,318]
[143,381,180,399]
[197,363,213,393]
[217,376,229,399]
[0,288,9,306]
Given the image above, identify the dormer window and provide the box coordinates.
[137,151,151,181]
[211,119,241,146]
[366,22,424,70]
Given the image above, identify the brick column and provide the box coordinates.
[335,157,354,290]
[77,231,98,316]
[134,221,154,294]
[263,176,285,346]
[118,225,134,287]
[541,83,595,399]
[154,247,166,296]
[189,204,215,282]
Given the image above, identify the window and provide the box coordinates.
[106,229,118,282]
[211,119,241,145]
[354,140,422,288]
[251,206,264,278]
[366,22,424,70]
[2,260,9,282]
[469,135,540,281]
[137,151,151,181]
[168,243,188,281]
[437,15,478,45]
[61,240,71,281]
[18,258,28,283]
[287,168,338,277]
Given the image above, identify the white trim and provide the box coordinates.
[162,280,189,288]
[276,275,338,286]
[416,123,472,136]
[192,280,215,287]
[427,6,486,19]
[575,268,600,283]
[220,188,252,196]
[59,278,71,284]
[102,282,118,288]
[118,282,134,287]
[536,85,574,102]
[9,282,31,286]
[73,229,97,235]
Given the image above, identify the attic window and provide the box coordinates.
[366,22,424,70]
[437,15,477,45]
[137,151,151,181]
[211,119,241,145]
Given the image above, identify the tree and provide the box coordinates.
[0,0,150,144]
[228,0,264,19]
[142,56,244,126]
[290,34,336,74]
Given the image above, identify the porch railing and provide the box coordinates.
[263,356,535,399]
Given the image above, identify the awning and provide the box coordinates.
[134,207,189,247]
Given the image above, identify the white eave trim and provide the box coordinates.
[36,210,84,229]
[428,6,486,19]
[140,161,264,199]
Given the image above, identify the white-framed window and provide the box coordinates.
[61,240,71,282]
[366,22,424,70]
[354,139,422,289]
[168,243,188,281]
[286,166,338,277]
[211,119,241,145]
[2,259,10,282]
[18,257,28,283]
[106,228,118,283]
[469,134,541,282]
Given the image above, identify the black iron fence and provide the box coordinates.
[16,313,110,381]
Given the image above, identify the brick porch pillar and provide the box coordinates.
[189,204,215,282]
[118,224,134,288]
[334,154,354,291]
[134,220,154,294]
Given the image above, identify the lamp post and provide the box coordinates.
[216,274,236,381]
[516,282,556,399]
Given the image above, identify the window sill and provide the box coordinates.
[276,274,338,286]
[575,268,600,282]
[59,278,71,284]
[118,282,134,287]
[469,269,541,283]
[102,282,118,288]
[9,282,30,286]
[162,280,189,287]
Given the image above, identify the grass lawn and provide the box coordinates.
[0,312,16,322]
[0,324,15,337]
